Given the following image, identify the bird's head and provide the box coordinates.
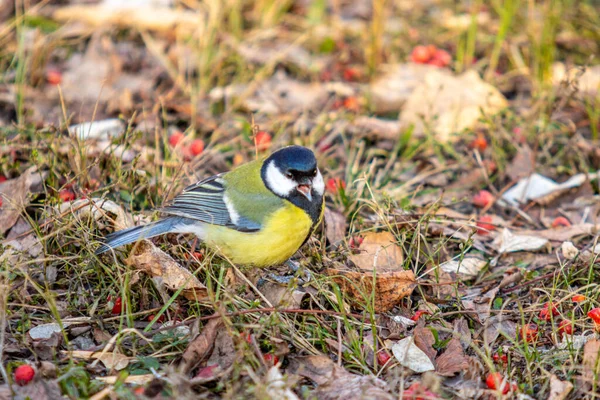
[261,146,324,210]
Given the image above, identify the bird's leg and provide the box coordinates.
[266,260,311,285]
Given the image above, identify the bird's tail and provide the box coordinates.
[95,217,188,255]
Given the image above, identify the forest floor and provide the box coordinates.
[1,0,600,399]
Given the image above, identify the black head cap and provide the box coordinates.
[265,145,317,175]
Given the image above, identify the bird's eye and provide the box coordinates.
[285,172,293,178]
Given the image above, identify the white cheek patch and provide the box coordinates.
[223,194,240,225]
[265,161,296,197]
[313,169,325,195]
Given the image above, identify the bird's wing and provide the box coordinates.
[160,174,261,232]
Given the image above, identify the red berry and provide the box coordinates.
[492,353,508,364]
[558,320,573,336]
[189,139,205,156]
[513,127,526,144]
[476,216,495,235]
[58,189,76,202]
[551,217,571,228]
[46,69,62,85]
[147,314,165,323]
[14,364,35,386]
[349,236,363,249]
[111,297,123,315]
[572,294,586,303]
[520,323,538,343]
[404,382,439,399]
[343,96,360,112]
[431,49,451,67]
[342,67,360,82]
[169,131,184,147]
[410,45,431,64]
[263,353,279,366]
[326,178,346,194]
[0,175,6,183]
[587,308,600,324]
[472,190,494,208]
[410,310,430,322]
[469,134,488,151]
[539,302,559,321]
[377,351,391,366]
[0,197,3,208]
[485,372,510,394]
[255,131,272,151]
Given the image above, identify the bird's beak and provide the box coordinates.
[297,179,313,202]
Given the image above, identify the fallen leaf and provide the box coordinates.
[68,350,131,371]
[265,366,300,400]
[69,119,125,140]
[349,232,404,270]
[181,318,223,372]
[53,1,201,34]
[0,167,44,235]
[506,145,536,181]
[482,316,517,345]
[501,171,600,206]
[518,223,596,242]
[580,339,600,391]
[391,315,416,328]
[28,323,66,340]
[439,256,486,278]
[552,63,600,98]
[391,337,435,373]
[369,63,442,113]
[326,268,415,313]
[10,379,63,400]
[351,117,401,140]
[209,71,354,114]
[491,228,549,254]
[126,240,208,301]
[435,338,470,376]
[324,207,347,246]
[287,355,393,400]
[453,318,472,349]
[260,282,307,308]
[326,231,412,312]
[548,374,573,400]
[205,328,237,371]
[462,287,499,324]
[399,69,508,141]
[413,324,437,363]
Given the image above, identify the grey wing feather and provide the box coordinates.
[160,174,260,232]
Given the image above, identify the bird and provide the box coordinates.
[96,145,325,267]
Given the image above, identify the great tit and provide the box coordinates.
[96,145,325,267]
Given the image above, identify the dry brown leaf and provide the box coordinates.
[435,338,469,376]
[552,63,600,98]
[126,240,208,301]
[506,145,536,181]
[205,328,237,371]
[10,379,63,400]
[261,282,307,308]
[351,117,401,140]
[453,318,472,349]
[181,318,223,372]
[580,339,600,391]
[0,166,43,235]
[349,232,404,270]
[548,374,573,400]
[324,207,347,246]
[518,223,596,242]
[391,336,435,373]
[287,355,393,400]
[369,63,442,113]
[326,268,415,313]
[462,287,499,324]
[413,324,437,363]
[326,232,412,312]
[399,70,508,141]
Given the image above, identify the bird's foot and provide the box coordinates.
[259,260,311,286]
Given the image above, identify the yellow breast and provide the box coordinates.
[205,203,314,267]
